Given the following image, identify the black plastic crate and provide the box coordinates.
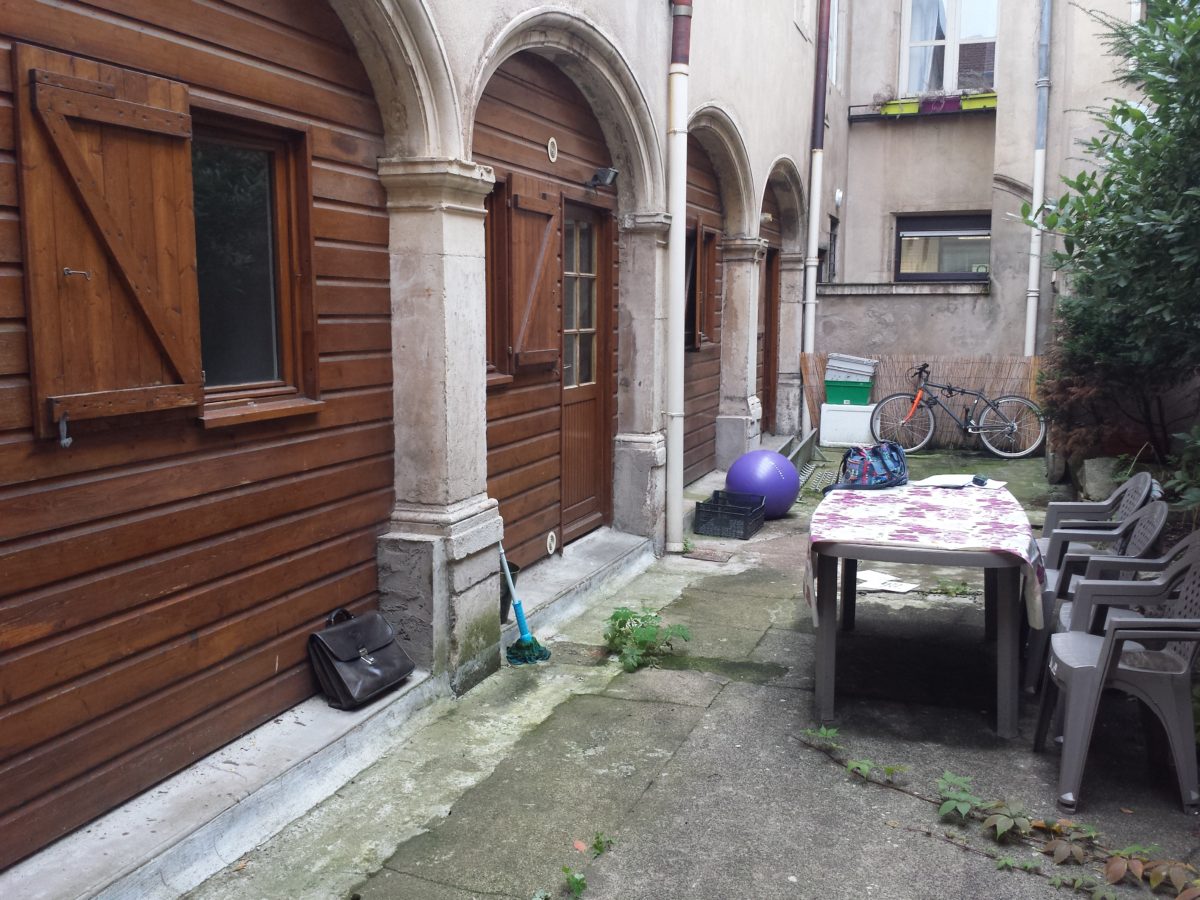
[693,491,765,540]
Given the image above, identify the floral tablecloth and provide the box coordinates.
[808,484,1045,627]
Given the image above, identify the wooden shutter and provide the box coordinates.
[14,45,202,438]
[507,174,561,369]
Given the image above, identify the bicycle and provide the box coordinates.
[869,362,1046,458]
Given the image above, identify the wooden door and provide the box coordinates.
[560,206,609,543]
[758,247,781,434]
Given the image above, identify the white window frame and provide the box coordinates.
[899,0,998,97]
[829,0,841,85]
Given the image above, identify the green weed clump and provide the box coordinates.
[603,607,691,672]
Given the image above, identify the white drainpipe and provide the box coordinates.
[801,0,832,438]
[1024,0,1052,356]
[665,0,692,552]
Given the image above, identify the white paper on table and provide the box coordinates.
[855,568,918,593]
[911,474,1007,489]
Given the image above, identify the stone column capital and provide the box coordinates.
[721,235,769,263]
[618,211,671,235]
[378,157,496,213]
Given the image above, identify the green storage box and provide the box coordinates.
[826,379,872,405]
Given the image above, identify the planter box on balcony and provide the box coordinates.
[961,91,998,110]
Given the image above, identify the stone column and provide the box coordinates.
[613,212,670,551]
[375,157,502,694]
[774,251,806,435]
[715,236,768,468]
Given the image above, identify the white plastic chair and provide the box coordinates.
[1022,501,1170,693]
[1033,536,1200,814]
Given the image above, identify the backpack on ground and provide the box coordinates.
[823,442,908,493]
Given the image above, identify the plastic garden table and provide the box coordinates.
[806,484,1044,739]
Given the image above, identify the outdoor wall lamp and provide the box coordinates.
[584,167,619,189]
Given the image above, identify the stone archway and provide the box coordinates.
[329,0,461,159]
[761,158,808,436]
[687,106,760,466]
[471,11,671,548]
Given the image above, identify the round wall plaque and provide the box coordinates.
[547,136,558,163]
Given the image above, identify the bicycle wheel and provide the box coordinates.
[977,395,1046,458]
[870,393,936,452]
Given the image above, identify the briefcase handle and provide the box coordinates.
[325,607,355,628]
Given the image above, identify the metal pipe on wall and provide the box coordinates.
[665,0,692,552]
[1024,0,1053,357]
[801,0,832,438]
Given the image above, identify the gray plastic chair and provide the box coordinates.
[1037,470,1155,563]
[1023,501,1170,693]
[1033,535,1200,814]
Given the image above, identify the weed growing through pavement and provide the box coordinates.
[603,607,691,672]
[932,577,974,597]
[791,732,1200,898]
[590,832,614,858]
[561,866,586,898]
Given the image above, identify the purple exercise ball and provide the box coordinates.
[725,449,801,519]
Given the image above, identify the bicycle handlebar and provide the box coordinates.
[908,362,930,386]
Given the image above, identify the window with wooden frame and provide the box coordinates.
[685,221,720,350]
[13,45,320,439]
[895,213,991,281]
[900,0,997,95]
[561,211,599,388]
[191,113,320,424]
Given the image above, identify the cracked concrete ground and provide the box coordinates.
[189,452,1199,900]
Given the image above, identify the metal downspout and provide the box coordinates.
[1025,0,1053,356]
[665,0,692,552]
[801,0,832,438]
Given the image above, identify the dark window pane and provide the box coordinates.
[957,41,995,91]
[193,140,280,387]
[899,233,990,276]
[563,335,577,388]
[578,333,594,385]
[564,275,578,330]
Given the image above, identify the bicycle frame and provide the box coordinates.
[904,375,1019,436]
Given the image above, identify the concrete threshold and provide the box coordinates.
[6,528,655,900]
[502,527,655,644]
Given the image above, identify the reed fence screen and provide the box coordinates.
[801,353,1041,450]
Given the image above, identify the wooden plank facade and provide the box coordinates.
[475,53,619,569]
[0,0,391,869]
[683,135,724,485]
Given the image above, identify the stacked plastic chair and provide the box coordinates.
[1023,500,1169,693]
[1033,534,1200,814]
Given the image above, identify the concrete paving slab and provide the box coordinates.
[371,693,707,899]
[581,683,1055,900]
[186,664,617,900]
[750,627,816,691]
[597,667,728,707]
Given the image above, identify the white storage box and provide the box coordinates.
[824,352,877,382]
[820,402,876,447]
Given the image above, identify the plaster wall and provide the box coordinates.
[816,284,998,357]
[840,117,996,283]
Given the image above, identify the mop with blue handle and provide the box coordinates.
[500,544,551,665]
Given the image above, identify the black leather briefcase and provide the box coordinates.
[308,608,415,710]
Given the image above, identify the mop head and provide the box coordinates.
[506,636,551,666]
